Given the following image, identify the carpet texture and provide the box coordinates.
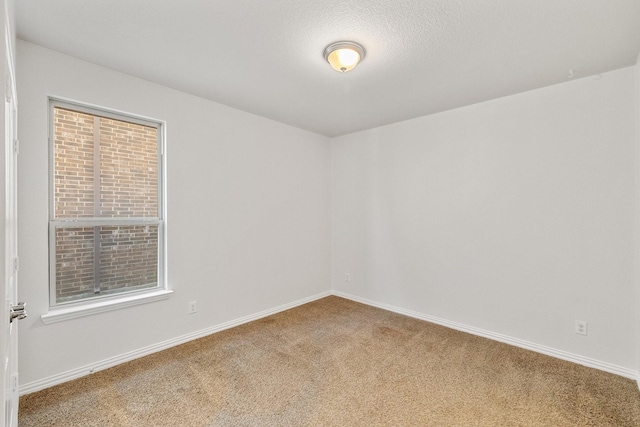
[19,296,640,426]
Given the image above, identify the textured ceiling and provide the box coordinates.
[15,0,640,137]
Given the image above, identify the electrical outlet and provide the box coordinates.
[189,301,197,314]
[575,320,587,336]
[345,273,351,282]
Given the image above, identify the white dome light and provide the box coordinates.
[324,41,365,73]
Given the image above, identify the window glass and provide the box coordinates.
[50,101,164,306]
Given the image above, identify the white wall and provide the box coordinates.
[17,40,331,388]
[332,67,637,370]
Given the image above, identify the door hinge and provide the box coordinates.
[5,82,11,103]
[13,138,19,155]
[9,302,26,323]
[13,257,19,273]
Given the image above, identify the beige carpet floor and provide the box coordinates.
[19,296,640,426]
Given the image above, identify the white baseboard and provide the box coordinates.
[19,290,332,396]
[20,289,639,395]
[332,290,639,381]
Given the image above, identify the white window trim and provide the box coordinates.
[46,97,169,316]
[41,289,173,324]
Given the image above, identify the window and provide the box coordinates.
[49,99,165,308]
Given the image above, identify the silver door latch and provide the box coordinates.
[10,302,26,323]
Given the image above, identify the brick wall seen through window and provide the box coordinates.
[51,103,163,305]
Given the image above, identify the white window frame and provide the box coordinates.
[44,97,169,322]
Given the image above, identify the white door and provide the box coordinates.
[1,0,19,423]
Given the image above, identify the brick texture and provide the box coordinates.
[53,107,160,303]
[54,109,95,218]
[99,225,158,293]
[55,227,95,300]
[99,118,158,217]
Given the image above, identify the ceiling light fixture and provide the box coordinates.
[324,41,365,73]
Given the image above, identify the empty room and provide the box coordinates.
[3,0,640,426]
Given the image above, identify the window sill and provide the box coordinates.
[41,289,173,324]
